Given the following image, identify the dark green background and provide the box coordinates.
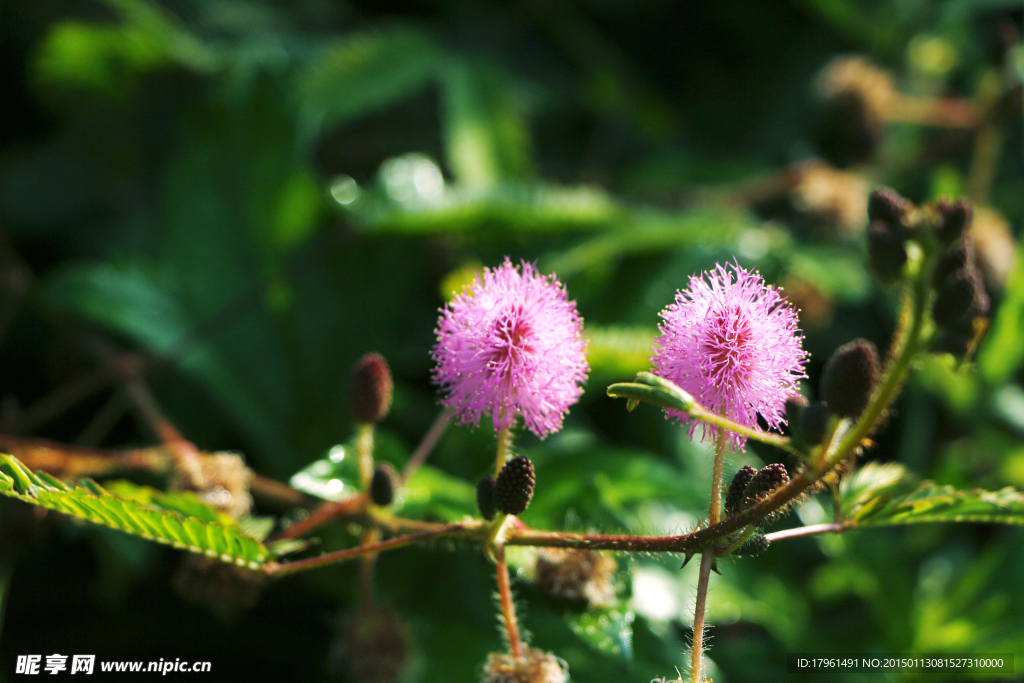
[1,1,1022,681]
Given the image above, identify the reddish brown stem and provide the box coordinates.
[267,495,369,542]
[494,546,523,659]
[266,525,461,578]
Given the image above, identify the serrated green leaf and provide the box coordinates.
[839,462,915,520]
[104,480,236,526]
[0,453,269,567]
[568,604,635,664]
[238,515,276,542]
[854,483,1024,527]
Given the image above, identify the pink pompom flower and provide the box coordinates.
[432,258,589,438]
[651,262,807,448]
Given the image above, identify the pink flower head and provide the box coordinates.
[651,262,807,448]
[432,258,589,438]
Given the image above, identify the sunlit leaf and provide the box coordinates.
[0,454,269,568]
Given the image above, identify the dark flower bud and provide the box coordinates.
[370,463,397,507]
[724,465,758,516]
[743,463,791,527]
[820,339,879,418]
[350,353,393,424]
[476,477,497,521]
[733,531,770,556]
[799,400,832,447]
[784,394,808,434]
[932,238,975,288]
[933,268,990,329]
[495,456,535,516]
[867,220,908,283]
[936,198,973,246]
[868,187,913,228]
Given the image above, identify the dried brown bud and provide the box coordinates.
[534,549,617,607]
[170,452,253,519]
[481,648,568,683]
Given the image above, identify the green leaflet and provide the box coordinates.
[0,454,269,569]
[851,482,1024,527]
[838,463,1024,527]
[606,372,696,414]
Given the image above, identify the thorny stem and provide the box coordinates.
[494,546,523,660]
[690,422,728,683]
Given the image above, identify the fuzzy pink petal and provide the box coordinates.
[650,262,807,449]
[432,258,589,438]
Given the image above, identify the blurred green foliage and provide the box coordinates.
[0,0,1022,682]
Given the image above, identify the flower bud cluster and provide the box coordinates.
[724,463,791,527]
[864,188,991,357]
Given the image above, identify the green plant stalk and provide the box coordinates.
[826,261,931,473]
[356,423,375,492]
[716,525,756,557]
[690,423,728,683]
[495,426,511,478]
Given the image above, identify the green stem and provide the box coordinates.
[689,407,799,455]
[495,426,511,478]
[826,273,931,472]
[716,525,756,557]
[356,423,375,492]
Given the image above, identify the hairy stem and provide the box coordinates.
[494,546,523,659]
[690,552,714,683]
[495,426,511,478]
[690,424,727,682]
